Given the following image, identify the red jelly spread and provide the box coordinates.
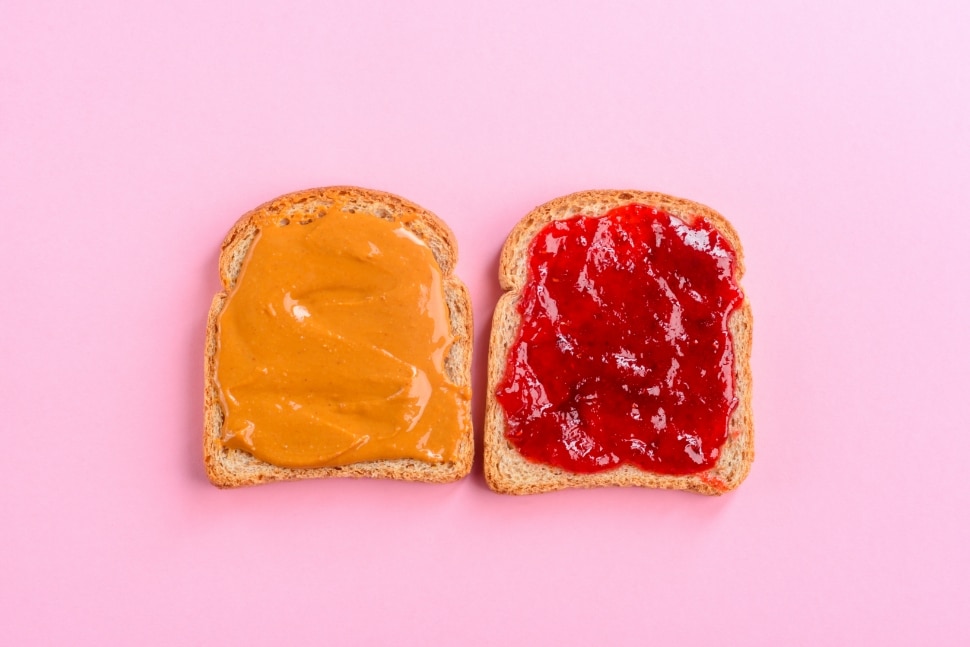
[495,204,742,475]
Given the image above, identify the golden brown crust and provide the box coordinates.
[204,187,473,488]
[484,190,754,495]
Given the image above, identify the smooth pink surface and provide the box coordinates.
[2,1,968,644]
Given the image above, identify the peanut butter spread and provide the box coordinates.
[214,206,469,468]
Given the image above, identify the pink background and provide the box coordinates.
[2,1,968,644]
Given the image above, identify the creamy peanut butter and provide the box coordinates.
[214,206,469,468]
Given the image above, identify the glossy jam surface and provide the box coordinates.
[495,204,742,474]
[215,207,469,468]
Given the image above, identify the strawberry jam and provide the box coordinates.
[495,204,742,474]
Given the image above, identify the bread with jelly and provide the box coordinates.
[484,190,753,495]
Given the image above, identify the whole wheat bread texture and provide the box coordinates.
[484,190,753,496]
[204,187,474,488]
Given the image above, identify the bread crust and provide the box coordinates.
[204,187,473,487]
[484,190,753,495]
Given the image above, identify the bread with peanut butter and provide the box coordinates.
[204,187,473,487]
[485,190,753,495]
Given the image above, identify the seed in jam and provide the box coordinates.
[495,204,742,475]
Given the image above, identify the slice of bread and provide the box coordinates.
[484,190,753,495]
[204,187,473,487]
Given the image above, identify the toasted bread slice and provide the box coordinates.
[204,187,473,487]
[485,190,753,495]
